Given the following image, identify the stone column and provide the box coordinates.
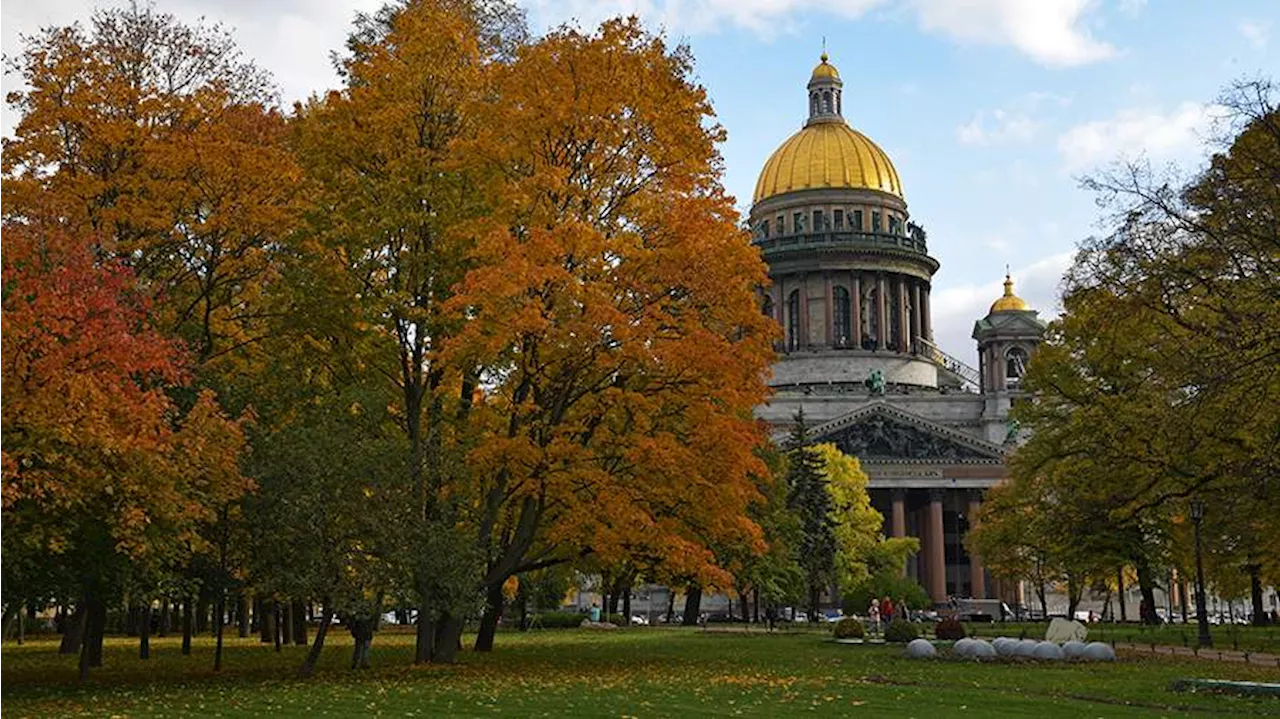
[927,490,947,604]
[910,282,921,353]
[823,273,833,349]
[877,274,888,350]
[851,272,862,348]
[891,490,906,538]
[921,287,932,341]
[799,273,809,350]
[967,492,986,599]
[898,279,909,353]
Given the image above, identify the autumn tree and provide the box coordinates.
[1,220,250,678]
[445,17,776,651]
[289,0,527,664]
[2,3,299,376]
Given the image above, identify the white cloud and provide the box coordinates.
[909,0,1116,67]
[1238,20,1271,50]
[524,0,1118,67]
[956,91,1071,146]
[1117,0,1147,17]
[930,251,1073,362]
[1056,102,1223,173]
[2,0,383,134]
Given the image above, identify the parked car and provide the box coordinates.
[630,615,649,626]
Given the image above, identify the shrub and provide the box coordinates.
[534,611,589,629]
[884,618,918,643]
[934,617,966,640]
[832,617,865,639]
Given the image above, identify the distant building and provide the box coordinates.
[750,54,1047,606]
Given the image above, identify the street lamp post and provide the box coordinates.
[1190,500,1212,648]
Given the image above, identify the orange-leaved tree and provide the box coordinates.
[2,4,299,375]
[447,18,777,652]
[1,220,251,679]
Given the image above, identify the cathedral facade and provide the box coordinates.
[751,54,1047,606]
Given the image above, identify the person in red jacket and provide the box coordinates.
[881,596,895,624]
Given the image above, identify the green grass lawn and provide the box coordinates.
[3,627,1279,717]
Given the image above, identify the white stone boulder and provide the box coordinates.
[969,640,997,659]
[1082,642,1116,662]
[1062,640,1087,659]
[905,639,937,658]
[992,637,1016,656]
[1045,617,1088,643]
[1013,638,1039,657]
[953,638,975,656]
[1032,641,1065,660]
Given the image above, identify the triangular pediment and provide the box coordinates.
[803,403,1005,464]
[973,311,1047,339]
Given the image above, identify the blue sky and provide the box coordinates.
[4,0,1277,361]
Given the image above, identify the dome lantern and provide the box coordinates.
[807,52,843,125]
[989,273,1030,313]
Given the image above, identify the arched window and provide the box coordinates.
[861,287,878,349]
[823,90,832,113]
[787,290,801,351]
[762,294,775,320]
[1006,347,1028,386]
[832,286,851,348]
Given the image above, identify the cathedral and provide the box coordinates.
[751,53,1047,607]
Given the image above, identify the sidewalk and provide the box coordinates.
[1114,641,1280,668]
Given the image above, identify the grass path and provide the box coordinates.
[4,628,1279,717]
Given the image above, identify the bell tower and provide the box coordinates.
[972,273,1046,444]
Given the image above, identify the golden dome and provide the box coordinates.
[811,53,839,80]
[753,122,903,203]
[990,274,1030,313]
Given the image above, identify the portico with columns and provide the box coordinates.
[751,53,1045,607]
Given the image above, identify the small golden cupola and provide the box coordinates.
[990,273,1030,313]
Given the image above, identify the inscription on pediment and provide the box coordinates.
[826,414,994,462]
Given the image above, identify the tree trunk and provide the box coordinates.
[139,602,152,660]
[666,590,676,624]
[1242,565,1263,625]
[77,595,99,681]
[182,595,193,655]
[475,582,504,651]
[1036,581,1048,619]
[349,617,374,670]
[61,606,86,655]
[259,599,274,643]
[282,600,294,646]
[85,591,106,670]
[213,590,226,672]
[158,598,171,637]
[274,602,282,652]
[1117,569,1127,622]
[196,593,210,635]
[622,584,632,625]
[297,603,333,678]
[682,585,702,626]
[415,609,434,664]
[433,613,465,664]
[1135,561,1159,625]
[292,600,308,645]
[1066,576,1082,618]
[237,594,250,638]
